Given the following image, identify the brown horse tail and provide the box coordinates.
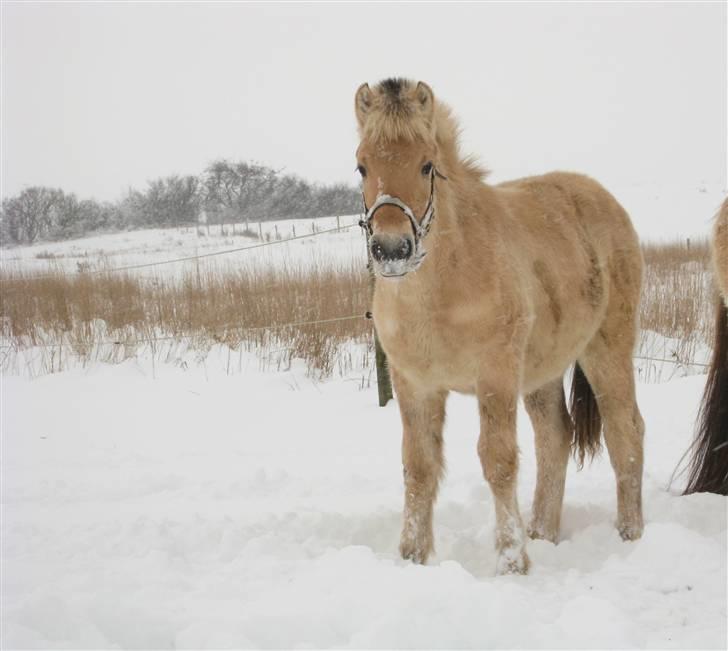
[684,300,728,495]
[569,362,602,469]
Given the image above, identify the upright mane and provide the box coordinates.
[355,77,488,182]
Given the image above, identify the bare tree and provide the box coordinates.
[0,163,360,246]
[1,187,63,244]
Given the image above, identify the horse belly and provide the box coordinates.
[521,286,607,393]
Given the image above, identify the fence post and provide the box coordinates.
[336,215,341,232]
[258,222,263,241]
[373,326,393,407]
[365,233,393,407]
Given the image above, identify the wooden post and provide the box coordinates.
[373,325,393,407]
[365,233,393,407]
[336,215,341,232]
[258,222,263,241]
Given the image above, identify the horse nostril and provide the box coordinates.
[398,239,412,259]
[371,238,413,262]
[371,241,386,262]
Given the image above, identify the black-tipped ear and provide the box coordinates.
[355,83,373,128]
[414,82,434,122]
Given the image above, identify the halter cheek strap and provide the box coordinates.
[358,168,445,246]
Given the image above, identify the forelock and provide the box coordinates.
[360,77,432,143]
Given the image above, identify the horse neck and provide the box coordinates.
[392,173,474,301]
[420,164,489,273]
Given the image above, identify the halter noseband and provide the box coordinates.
[358,168,447,247]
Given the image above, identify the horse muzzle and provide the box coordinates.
[370,234,422,278]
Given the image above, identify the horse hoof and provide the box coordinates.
[399,545,428,564]
[399,536,431,565]
[618,522,643,541]
[496,547,530,575]
[527,521,559,544]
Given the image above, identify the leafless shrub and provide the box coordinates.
[639,238,714,370]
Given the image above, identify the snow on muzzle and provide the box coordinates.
[369,234,419,277]
[361,191,434,278]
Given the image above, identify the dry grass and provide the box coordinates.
[0,238,718,379]
[0,261,372,378]
[639,238,715,369]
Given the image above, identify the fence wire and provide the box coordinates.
[0,219,712,374]
[0,314,370,350]
[0,221,360,283]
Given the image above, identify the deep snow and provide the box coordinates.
[2,346,726,649]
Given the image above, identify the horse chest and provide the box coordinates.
[374,298,488,390]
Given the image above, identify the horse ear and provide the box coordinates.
[414,82,435,122]
[355,83,373,128]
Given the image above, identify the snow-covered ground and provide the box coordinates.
[0,215,366,278]
[2,203,727,648]
[2,346,726,649]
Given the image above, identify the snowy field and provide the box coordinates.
[2,197,727,649]
[2,347,726,649]
[0,215,366,279]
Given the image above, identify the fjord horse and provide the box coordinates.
[355,78,645,574]
[684,199,728,495]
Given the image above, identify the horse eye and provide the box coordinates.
[421,162,433,176]
[356,165,367,178]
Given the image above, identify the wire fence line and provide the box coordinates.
[634,354,708,369]
[0,221,361,283]
[0,220,712,375]
[1,328,708,371]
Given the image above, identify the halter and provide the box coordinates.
[358,168,447,250]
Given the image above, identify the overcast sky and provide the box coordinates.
[2,2,726,203]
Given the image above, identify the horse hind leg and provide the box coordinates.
[577,332,645,540]
[524,378,572,543]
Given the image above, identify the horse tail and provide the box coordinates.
[684,300,728,495]
[569,362,602,468]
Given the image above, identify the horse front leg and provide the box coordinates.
[395,374,447,564]
[477,388,530,575]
